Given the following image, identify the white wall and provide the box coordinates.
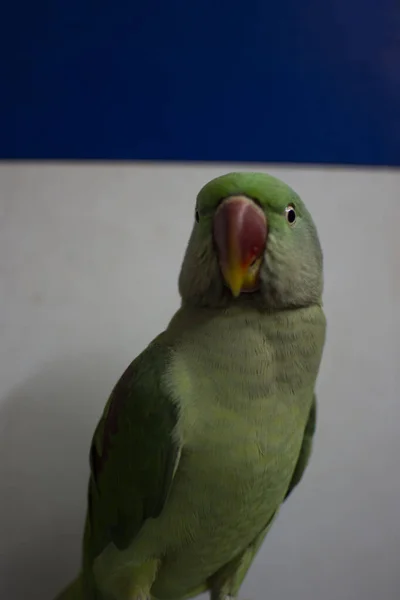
[0,163,399,600]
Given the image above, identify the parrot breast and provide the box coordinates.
[146,304,326,600]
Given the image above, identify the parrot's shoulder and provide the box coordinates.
[91,333,176,473]
[86,332,182,560]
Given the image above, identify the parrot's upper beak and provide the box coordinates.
[213,196,267,297]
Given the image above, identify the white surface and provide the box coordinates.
[0,163,399,600]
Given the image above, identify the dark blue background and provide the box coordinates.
[1,1,400,164]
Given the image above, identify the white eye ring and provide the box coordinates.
[285,205,296,225]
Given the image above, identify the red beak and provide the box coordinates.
[213,196,268,296]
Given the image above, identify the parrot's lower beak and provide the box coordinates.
[213,196,267,297]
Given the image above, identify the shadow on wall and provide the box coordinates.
[0,354,120,600]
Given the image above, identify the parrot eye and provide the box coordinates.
[195,209,200,223]
[285,205,296,225]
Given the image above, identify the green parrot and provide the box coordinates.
[55,171,326,600]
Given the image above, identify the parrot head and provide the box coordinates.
[178,172,323,309]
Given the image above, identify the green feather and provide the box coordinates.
[85,336,181,562]
[284,393,317,501]
[196,171,299,215]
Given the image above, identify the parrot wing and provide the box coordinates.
[85,335,181,562]
[284,394,317,501]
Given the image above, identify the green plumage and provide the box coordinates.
[55,172,326,600]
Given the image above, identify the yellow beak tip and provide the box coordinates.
[225,268,246,298]
[230,286,242,298]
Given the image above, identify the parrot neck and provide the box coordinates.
[166,303,326,412]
